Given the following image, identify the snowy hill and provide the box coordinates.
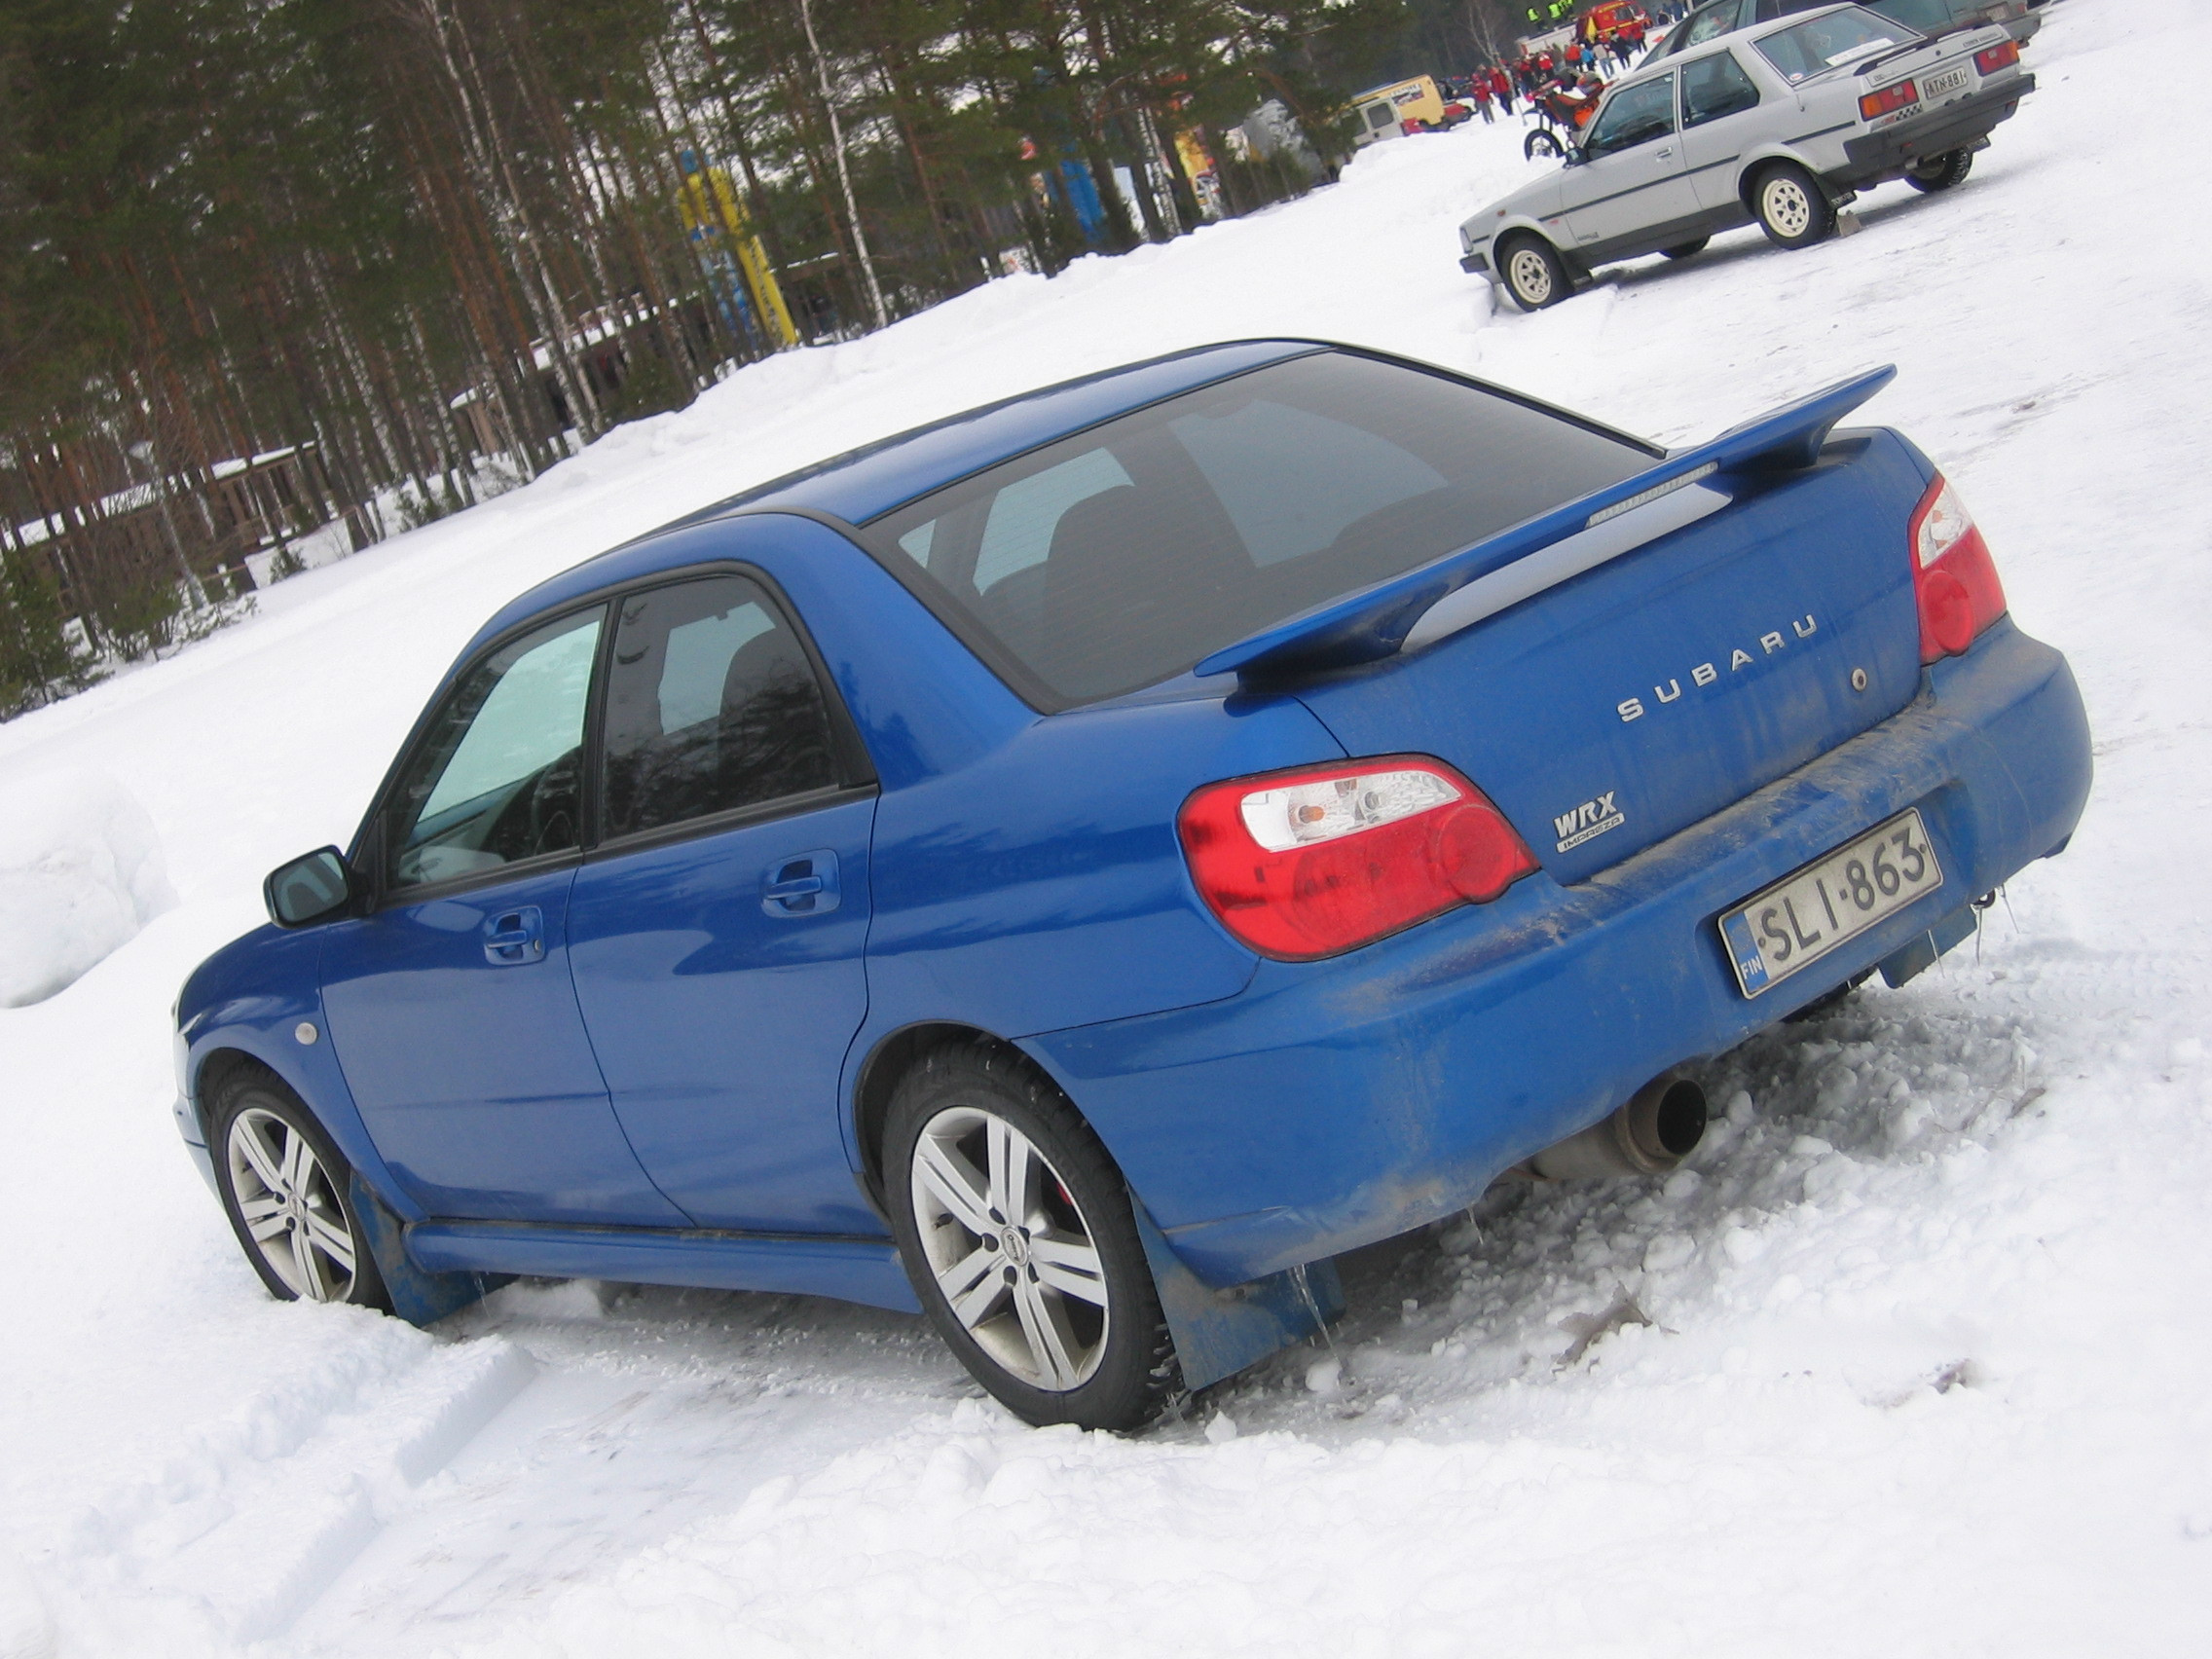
[2,2,2208,1651]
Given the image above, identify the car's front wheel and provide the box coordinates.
[1498,235,1571,311]
[1751,163,1835,248]
[884,1044,1176,1430]
[1905,148,1973,193]
[210,1070,388,1309]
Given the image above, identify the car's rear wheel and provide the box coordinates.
[210,1070,387,1309]
[1660,238,1710,259]
[1498,235,1571,311]
[884,1044,1176,1430]
[1905,148,1972,193]
[1751,163,1835,248]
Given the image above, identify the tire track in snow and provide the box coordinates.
[37,1334,534,1652]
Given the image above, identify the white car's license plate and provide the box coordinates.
[1718,809,1942,997]
[1920,65,1970,99]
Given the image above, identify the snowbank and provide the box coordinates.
[0,773,175,1008]
[3,3,2211,1654]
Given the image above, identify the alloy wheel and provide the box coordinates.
[226,1106,359,1302]
[907,1105,1110,1390]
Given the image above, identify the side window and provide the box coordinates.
[599,573,840,841]
[1681,51,1762,126]
[1584,75,1678,160]
[386,608,603,891]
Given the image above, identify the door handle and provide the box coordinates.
[1657,146,1676,158]
[762,850,841,918]
[482,906,545,965]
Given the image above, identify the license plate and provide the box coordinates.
[1920,65,1970,99]
[1718,809,1942,997]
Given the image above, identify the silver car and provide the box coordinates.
[1460,4,2034,311]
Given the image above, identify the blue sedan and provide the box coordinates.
[173,342,2090,1428]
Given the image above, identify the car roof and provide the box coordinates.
[468,338,1323,651]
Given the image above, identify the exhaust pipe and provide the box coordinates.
[1528,1072,1708,1180]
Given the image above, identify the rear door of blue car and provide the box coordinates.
[565,569,884,1234]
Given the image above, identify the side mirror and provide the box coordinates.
[1566,142,1588,166]
[265,847,359,928]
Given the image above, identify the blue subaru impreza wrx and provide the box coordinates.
[173,342,2089,1428]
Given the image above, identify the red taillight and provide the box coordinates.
[1908,473,2007,664]
[1177,756,1538,961]
[1974,39,2019,74]
[1859,79,1918,120]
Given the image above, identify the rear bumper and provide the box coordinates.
[1029,619,2090,1287]
[1838,75,2034,182]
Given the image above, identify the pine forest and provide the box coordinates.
[0,0,1536,714]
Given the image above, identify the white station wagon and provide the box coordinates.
[1459,3,2034,311]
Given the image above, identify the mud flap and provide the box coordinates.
[1130,1198,1344,1392]
[1878,901,1979,989]
[349,1172,511,1327]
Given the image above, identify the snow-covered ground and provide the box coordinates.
[4,2,2210,1651]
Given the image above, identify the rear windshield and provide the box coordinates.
[1756,6,1911,82]
[867,351,1652,707]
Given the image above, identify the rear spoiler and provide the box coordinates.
[1195,365,1897,682]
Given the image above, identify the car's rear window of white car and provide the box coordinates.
[1756,6,1907,82]
[867,350,1653,708]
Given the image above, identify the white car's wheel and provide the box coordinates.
[1499,236,1570,311]
[1751,163,1835,248]
[884,1044,1176,1430]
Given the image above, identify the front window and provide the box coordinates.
[1584,74,1679,158]
[1755,6,1910,83]
[871,351,1650,707]
[385,608,603,890]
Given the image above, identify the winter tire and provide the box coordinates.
[1904,148,1972,193]
[210,1070,388,1309]
[1751,163,1835,248]
[1525,128,1564,160]
[884,1043,1177,1431]
[1499,235,1571,312]
[1660,238,1710,259]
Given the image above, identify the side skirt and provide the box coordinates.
[1581,203,1751,267]
[407,1217,922,1313]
